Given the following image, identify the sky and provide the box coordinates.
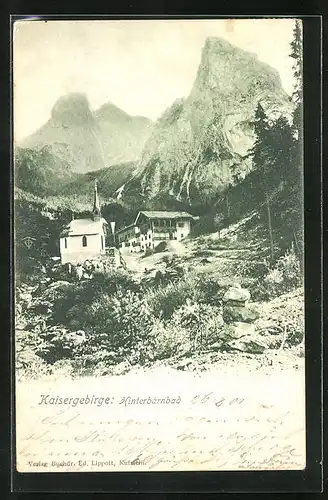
[13,18,297,142]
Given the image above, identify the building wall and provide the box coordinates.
[118,225,142,252]
[60,232,105,264]
[118,217,192,252]
[176,219,191,241]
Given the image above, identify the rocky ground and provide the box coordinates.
[16,229,304,382]
[15,230,306,472]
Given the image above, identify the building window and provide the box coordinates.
[180,233,184,239]
[178,222,184,227]
[82,235,87,247]
[64,238,67,249]
[101,235,104,250]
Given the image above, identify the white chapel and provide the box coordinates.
[59,180,108,265]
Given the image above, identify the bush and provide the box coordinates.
[16,345,51,380]
[154,241,168,253]
[80,290,155,363]
[263,246,302,298]
[193,275,224,305]
[149,320,193,360]
[51,269,142,324]
[83,269,142,297]
[170,301,224,349]
[146,277,197,320]
[141,247,155,258]
[41,328,87,363]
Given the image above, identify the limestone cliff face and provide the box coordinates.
[20,93,153,174]
[122,37,293,205]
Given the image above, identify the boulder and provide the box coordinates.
[221,322,256,339]
[43,280,73,300]
[222,283,250,305]
[45,280,71,290]
[209,340,225,351]
[222,303,260,324]
[226,332,268,354]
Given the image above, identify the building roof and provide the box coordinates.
[135,210,194,224]
[60,217,107,237]
[116,223,136,234]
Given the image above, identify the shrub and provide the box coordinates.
[16,350,51,380]
[193,275,224,305]
[275,245,301,287]
[81,290,155,362]
[83,269,142,297]
[263,246,302,298]
[51,269,142,324]
[40,327,87,363]
[141,247,155,258]
[154,241,168,253]
[170,301,224,349]
[194,249,213,258]
[147,278,197,320]
[149,320,193,360]
[195,236,207,246]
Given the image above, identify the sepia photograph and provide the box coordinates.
[13,18,305,472]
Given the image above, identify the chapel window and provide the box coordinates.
[82,235,87,247]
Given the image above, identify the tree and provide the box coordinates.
[251,102,296,262]
[214,213,225,238]
[251,103,275,261]
[290,20,303,109]
[287,19,304,267]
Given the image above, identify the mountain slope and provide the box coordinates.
[20,93,153,174]
[120,37,293,206]
[56,161,138,199]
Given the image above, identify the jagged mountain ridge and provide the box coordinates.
[19,93,153,174]
[120,37,293,206]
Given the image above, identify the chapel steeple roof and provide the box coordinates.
[92,179,101,220]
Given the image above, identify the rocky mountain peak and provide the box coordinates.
[192,37,283,101]
[94,101,130,122]
[51,92,94,126]
[121,37,293,206]
[19,94,153,175]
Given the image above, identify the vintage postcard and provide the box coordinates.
[13,18,306,472]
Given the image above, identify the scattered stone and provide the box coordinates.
[176,358,193,370]
[112,362,130,376]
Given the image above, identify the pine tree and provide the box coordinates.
[251,103,275,261]
[290,19,303,107]
[289,19,304,267]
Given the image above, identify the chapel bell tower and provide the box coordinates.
[92,179,101,222]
